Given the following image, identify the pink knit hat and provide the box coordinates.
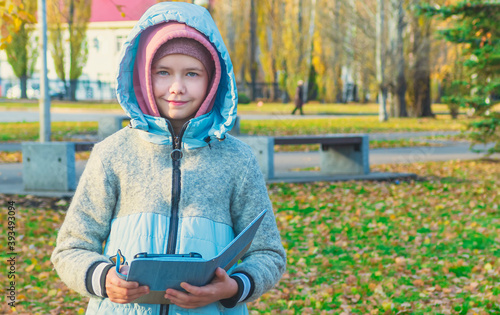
[152,38,215,82]
[133,22,221,118]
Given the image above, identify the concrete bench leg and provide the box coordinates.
[320,135,370,175]
[98,116,127,140]
[237,136,274,180]
[228,116,241,136]
[22,142,76,191]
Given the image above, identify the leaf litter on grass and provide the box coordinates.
[0,159,499,314]
[252,159,500,314]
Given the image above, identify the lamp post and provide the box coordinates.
[38,0,51,142]
[22,0,74,193]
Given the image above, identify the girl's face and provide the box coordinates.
[152,54,209,129]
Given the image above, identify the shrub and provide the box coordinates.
[238,93,251,104]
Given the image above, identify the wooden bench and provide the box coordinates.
[74,142,96,152]
[238,134,370,180]
[98,116,130,140]
[274,134,370,175]
[75,133,369,180]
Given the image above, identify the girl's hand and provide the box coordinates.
[105,265,150,304]
[164,267,238,309]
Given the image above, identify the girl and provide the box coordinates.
[51,2,286,315]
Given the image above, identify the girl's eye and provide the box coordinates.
[186,72,198,77]
[157,71,169,76]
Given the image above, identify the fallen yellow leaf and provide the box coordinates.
[413,279,424,287]
[25,264,35,272]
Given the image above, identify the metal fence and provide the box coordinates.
[1,77,290,103]
[237,82,288,102]
[0,78,117,102]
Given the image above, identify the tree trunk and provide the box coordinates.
[333,0,343,103]
[413,19,434,118]
[68,0,76,102]
[343,0,355,103]
[436,81,442,103]
[69,79,78,102]
[20,75,28,99]
[249,0,257,101]
[396,0,407,117]
[415,73,433,117]
[376,0,388,121]
[303,0,317,104]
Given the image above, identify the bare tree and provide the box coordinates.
[47,0,91,101]
[407,0,434,117]
[302,0,317,104]
[387,0,408,117]
[395,0,407,117]
[376,0,388,121]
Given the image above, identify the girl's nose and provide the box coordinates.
[169,79,186,94]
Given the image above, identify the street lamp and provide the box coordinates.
[38,0,51,142]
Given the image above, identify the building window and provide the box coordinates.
[116,35,126,53]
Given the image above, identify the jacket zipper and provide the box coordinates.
[161,121,189,315]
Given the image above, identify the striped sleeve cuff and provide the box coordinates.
[220,272,255,308]
[85,261,114,297]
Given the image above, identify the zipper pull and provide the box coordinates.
[204,136,212,149]
[174,136,180,149]
[172,136,183,160]
[171,149,183,161]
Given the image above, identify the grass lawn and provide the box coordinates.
[0,100,463,115]
[0,116,470,163]
[0,115,471,163]
[0,159,499,314]
[0,122,98,142]
[0,100,122,111]
[0,116,469,143]
[237,102,466,115]
[241,116,468,136]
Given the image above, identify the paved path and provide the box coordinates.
[0,109,355,122]
[0,131,462,152]
[1,108,497,196]
[0,109,123,122]
[1,142,497,196]
[0,108,457,122]
[0,108,350,122]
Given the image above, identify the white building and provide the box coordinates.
[0,0,156,100]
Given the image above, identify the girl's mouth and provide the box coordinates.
[168,100,188,106]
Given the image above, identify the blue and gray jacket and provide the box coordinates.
[51,2,286,315]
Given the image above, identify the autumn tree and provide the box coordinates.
[424,0,500,155]
[312,0,350,103]
[159,0,485,118]
[0,0,35,47]
[386,0,408,117]
[1,0,38,99]
[47,0,91,101]
[376,0,389,121]
[211,0,251,87]
[430,34,466,118]
[406,0,435,117]
[47,0,66,96]
[256,0,283,100]
[351,0,377,104]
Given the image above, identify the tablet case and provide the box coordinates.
[121,209,268,304]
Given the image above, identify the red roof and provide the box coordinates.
[90,0,158,22]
